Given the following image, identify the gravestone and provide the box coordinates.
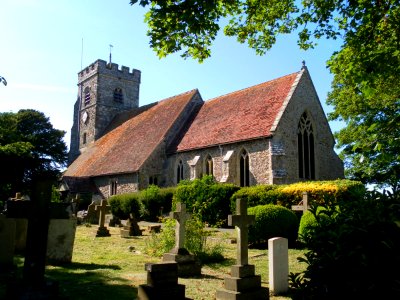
[46,218,77,264]
[216,198,269,300]
[291,192,309,214]
[163,202,201,277]
[120,213,142,237]
[269,237,289,295]
[7,179,59,299]
[0,214,16,267]
[86,200,100,224]
[95,200,111,237]
[138,262,191,299]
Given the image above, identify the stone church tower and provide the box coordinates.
[69,59,141,163]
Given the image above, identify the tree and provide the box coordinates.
[131,0,400,192]
[0,109,68,200]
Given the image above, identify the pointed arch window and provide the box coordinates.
[113,88,123,103]
[84,87,91,106]
[298,112,315,179]
[176,160,184,184]
[205,155,213,177]
[240,149,250,187]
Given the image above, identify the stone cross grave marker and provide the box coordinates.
[291,192,309,214]
[171,202,190,251]
[95,200,111,237]
[228,198,255,265]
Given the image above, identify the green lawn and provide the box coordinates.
[1,225,307,300]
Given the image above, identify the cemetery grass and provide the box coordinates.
[1,225,307,300]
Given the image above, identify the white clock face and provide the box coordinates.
[82,111,88,124]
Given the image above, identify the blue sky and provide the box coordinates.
[0,0,343,149]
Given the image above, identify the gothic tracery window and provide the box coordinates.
[298,112,315,179]
[240,149,250,187]
[176,160,184,184]
[113,88,123,103]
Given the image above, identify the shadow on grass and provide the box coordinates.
[46,266,137,300]
[49,261,121,271]
[1,262,136,300]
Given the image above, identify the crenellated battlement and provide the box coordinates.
[78,59,140,83]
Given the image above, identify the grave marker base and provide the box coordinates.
[138,262,191,300]
[216,264,269,300]
[163,251,202,277]
[96,226,111,237]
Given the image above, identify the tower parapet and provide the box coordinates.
[78,59,141,84]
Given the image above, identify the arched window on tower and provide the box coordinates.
[298,112,315,179]
[113,88,123,103]
[176,160,184,184]
[205,154,213,177]
[84,87,90,106]
[239,149,250,187]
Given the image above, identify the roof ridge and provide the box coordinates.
[155,88,199,104]
[205,71,300,103]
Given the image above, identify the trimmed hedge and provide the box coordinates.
[108,193,141,220]
[247,204,299,247]
[231,179,365,209]
[108,186,176,221]
[174,176,240,227]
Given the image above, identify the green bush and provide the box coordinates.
[231,185,279,208]
[108,193,141,220]
[290,191,400,299]
[297,207,330,243]
[247,204,299,247]
[174,175,239,226]
[140,185,169,221]
[144,215,224,263]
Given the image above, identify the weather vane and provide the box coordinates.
[0,75,7,86]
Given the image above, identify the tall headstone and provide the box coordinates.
[216,199,269,300]
[95,200,111,237]
[163,202,201,277]
[268,237,289,295]
[0,214,16,267]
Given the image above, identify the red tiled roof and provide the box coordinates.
[64,90,199,177]
[176,72,300,152]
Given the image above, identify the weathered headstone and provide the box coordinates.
[291,192,309,214]
[163,202,201,277]
[120,213,142,237]
[0,214,16,267]
[138,262,191,299]
[86,200,100,224]
[216,198,269,300]
[269,237,289,295]
[46,218,77,264]
[95,200,111,237]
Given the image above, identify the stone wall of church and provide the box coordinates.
[93,173,139,199]
[166,138,272,186]
[270,68,344,184]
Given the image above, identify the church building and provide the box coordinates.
[63,59,343,199]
